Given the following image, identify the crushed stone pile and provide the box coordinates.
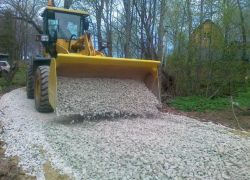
[0,89,250,180]
[57,77,160,117]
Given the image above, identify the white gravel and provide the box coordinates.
[0,88,250,180]
[57,77,160,117]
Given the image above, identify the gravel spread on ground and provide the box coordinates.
[0,88,250,180]
[57,77,160,117]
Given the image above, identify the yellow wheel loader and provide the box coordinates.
[26,4,161,114]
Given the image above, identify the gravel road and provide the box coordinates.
[0,88,250,180]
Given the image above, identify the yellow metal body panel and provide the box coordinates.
[56,43,69,54]
[43,6,89,16]
[56,36,105,56]
[48,58,57,109]
[56,54,160,69]
[48,53,161,110]
[56,39,79,54]
[83,34,96,56]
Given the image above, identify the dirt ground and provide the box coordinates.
[0,121,36,180]
[0,121,70,180]
[186,108,250,130]
[161,104,250,130]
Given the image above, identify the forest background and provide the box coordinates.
[0,0,249,113]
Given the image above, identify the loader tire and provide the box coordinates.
[26,65,34,99]
[34,66,53,113]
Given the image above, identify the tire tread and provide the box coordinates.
[26,65,34,99]
[34,66,53,113]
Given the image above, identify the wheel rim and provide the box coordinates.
[35,78,41,100]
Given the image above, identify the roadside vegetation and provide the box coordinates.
[162,58,250,114]
[166,88,250,112]
[0,61,27,93]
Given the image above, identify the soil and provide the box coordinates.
[0,122,70,180]
[43,162,69,180]
[186,108,250,130]
[161,104,250,130]
[0,121,36,180]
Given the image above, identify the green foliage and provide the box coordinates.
[0,10,22,87]
[233,88,250,107]
[12,67,26,85]
[0,65,27,93]
[0,10,19,59]
[162,14,250,99]
[167,96,229,112]
[167,90,250,112]
[163,54,249,97]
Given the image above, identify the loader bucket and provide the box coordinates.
[48,53,161,110]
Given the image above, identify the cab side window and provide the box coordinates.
[48,19,58,41]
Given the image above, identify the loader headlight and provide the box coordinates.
[36,35,49,42]
[41,35,49,41]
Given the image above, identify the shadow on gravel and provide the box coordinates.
[51,113,159,125]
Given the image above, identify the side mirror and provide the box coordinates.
[83,20,89,31]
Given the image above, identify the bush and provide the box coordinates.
[166,96,229,112]
[167,91,250,112]
[162,57,250,98]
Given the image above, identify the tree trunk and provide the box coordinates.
[64,0,73,9]
[139,1,145,58]
[96,0,105,50]
[106,0,113,57]
[123,0,131,58]
[223,0,229,60]
[196,0,204,91]
[177,1,186,57]
[51,0,55,6]
[150,0,157,60]
[186,0,192,94]
[237,0,247,62]
[158,0,167,63]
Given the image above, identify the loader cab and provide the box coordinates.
[41,6,89,56]
[42,7,89,41]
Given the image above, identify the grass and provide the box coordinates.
[233,88,250,107]
[167,88,250,112]
[0,61,27,93]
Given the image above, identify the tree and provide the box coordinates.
[158,0,167,63]
[0,10,20,86]
[123,0,132,58]
[92,0,105,50]
[105,0,113,57]
[186,0,192,94]
[64,0,73,9]
[0,0,249,97]
[237,0,247,62]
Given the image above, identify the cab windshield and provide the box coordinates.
[47,12,83,40]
